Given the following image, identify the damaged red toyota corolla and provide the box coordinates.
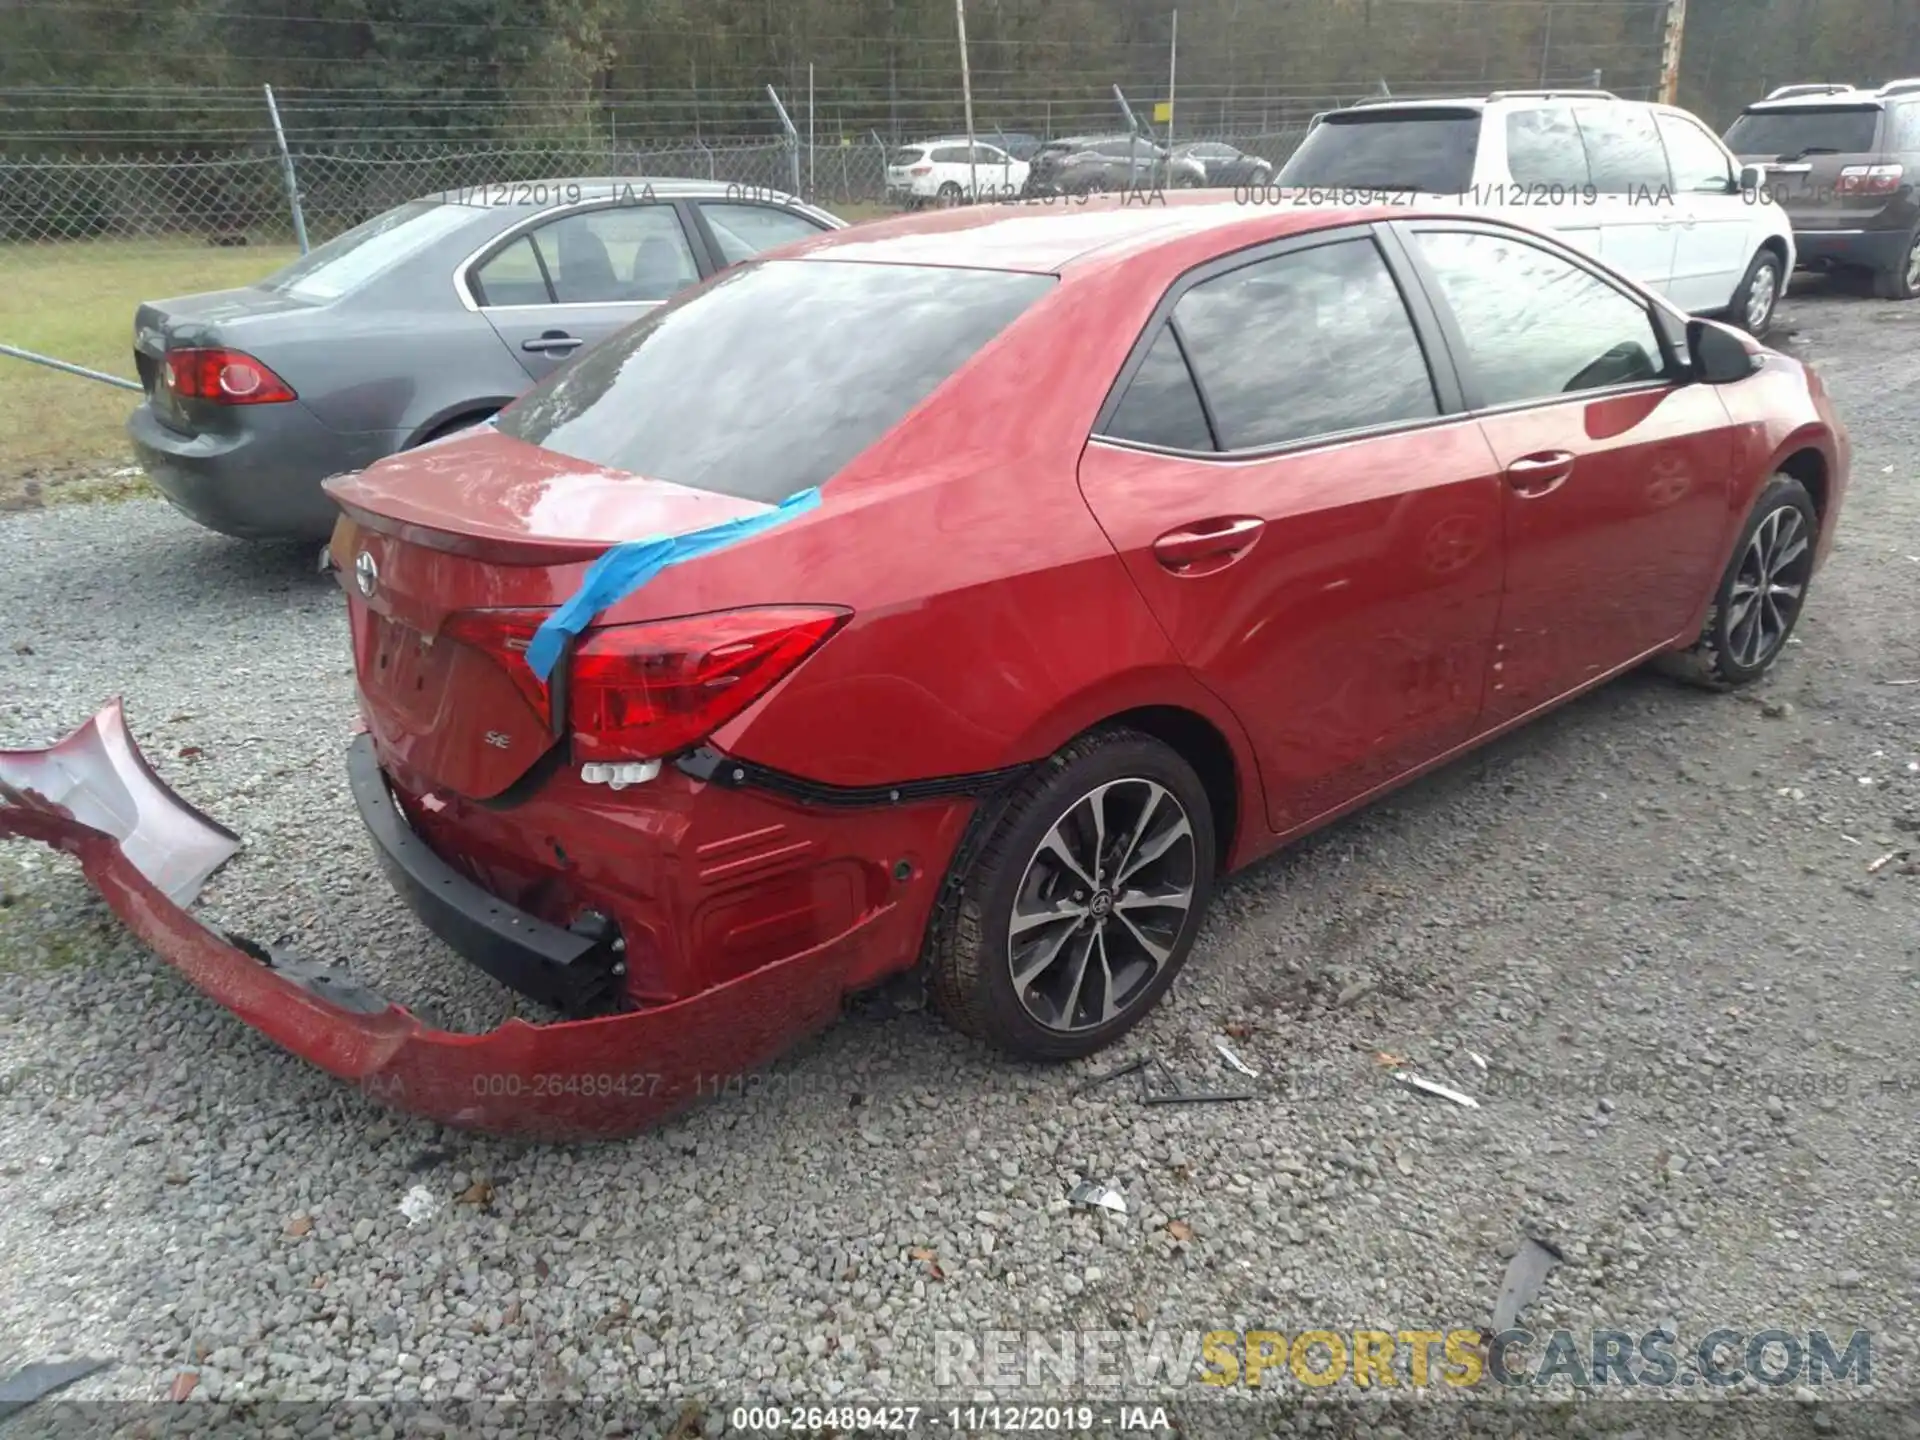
[3,199,1849,1137]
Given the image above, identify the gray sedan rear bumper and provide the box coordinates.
[128,401,401,542]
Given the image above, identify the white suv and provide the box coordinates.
[886,139,1031,207]
[1275,90,1796,337]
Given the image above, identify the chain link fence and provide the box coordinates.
[0,128,1319,248]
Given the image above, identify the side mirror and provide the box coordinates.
[1687,318,1761,384]
[1738,163,1767,196]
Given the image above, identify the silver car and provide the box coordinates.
[127,178,846,541]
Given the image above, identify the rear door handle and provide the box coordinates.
[521,331,582,354]
[1151,516,1265,571]
[1505,451,1575,498]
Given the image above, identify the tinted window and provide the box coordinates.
[889,148,926,167]
[1656,113,1735,191]
[1506,108,1592,187]
[473,235,550,307]
[261,199,476,302]
[1574,105,1672,191]
[1277,112,1481,192]
[931,146,970,164]
[698,202,828,265]
[1891,102,1920,151]
[1414,230,1666,407]
[1723,105,1882,157]
[495,260,1054,502]
[1104,327,1213,451]
[530,205,698,304]
[1170,238,1438,450]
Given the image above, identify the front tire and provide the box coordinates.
[1729,248,1783,338]
[923,729,1217,1061]
[1871,224,1920,301]
[1656,473,1818,690]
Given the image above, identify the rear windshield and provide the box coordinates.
[260,199,475,302]
[494,259,1055,502]
[889,148,926,166]
[1276,111,1482,192]
[1724,105,1882,157]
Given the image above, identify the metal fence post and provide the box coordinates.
[263,84,310,254]
[767,85,802,198]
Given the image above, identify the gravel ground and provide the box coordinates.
[1,282,1916,1430]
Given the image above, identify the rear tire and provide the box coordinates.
[1655,473,1819,691]
[1729,248,1783,338]
[935,181,964,207]
[1871,224,1920,300]
[923,728,1217,1061]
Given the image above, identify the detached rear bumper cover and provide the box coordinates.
[0,701,856,1140]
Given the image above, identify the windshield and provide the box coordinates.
[1724,105,1881,157]
[260,200,476,302]
[1277,112,1481,192]
[495,259,1056,503]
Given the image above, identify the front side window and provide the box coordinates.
[1574,105,1673,192]
[1656,112,1736,192]
[698,202,829,266]
[1413,230,1667,408]
[1158,237,1439,451]
[495,260,1054,503]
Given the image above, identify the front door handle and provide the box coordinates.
[1505,451,1575,498]
[522,331,582,354]
[1151,516,1265,571]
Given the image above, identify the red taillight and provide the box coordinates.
[162,347,296,404]
[441,608,555,727]
[910,165,933,175]
[1837,163,1904,196]
[568,606,849,762]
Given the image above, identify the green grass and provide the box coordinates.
[0,238,298,497]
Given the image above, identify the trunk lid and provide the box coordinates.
[133,288,317,436]
[1725,101,1894,227]
[326,430,780,801]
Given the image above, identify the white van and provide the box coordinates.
[1275,90,1797,338]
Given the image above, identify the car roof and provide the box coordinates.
[771,193,1462,277]
[1741,89,1888,111]
[405,175,817,208]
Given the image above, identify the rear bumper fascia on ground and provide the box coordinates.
[0,700,889,1140]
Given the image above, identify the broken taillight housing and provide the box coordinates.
[569,606,850,761]
[442,605,849,761]
[163,347,297,404]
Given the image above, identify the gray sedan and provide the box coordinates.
[127,178,846,541]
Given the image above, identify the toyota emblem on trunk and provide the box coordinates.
[354,550,378,598]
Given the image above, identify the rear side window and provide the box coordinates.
[1723,105,1882,157]
[1891,102,1920,151]
[931,146,970,164]
[1413,230,1666,407]
[1506,109,1592,188]
[495,260,1054,502]
[1149,237,1439,451]
[1104,328,1214,451]
[1656,113,1736,192]
[1573,105,1672,192]
[1277,112,1482,193]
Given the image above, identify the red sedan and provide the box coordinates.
[3,197,1849,1136]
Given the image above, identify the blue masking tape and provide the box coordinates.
[524,486,822,683]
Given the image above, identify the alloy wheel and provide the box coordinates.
[1906,235,1920,293]
[1746,261,1778,331]
[1005,779,1197,1034]
[1726,503,1812,668]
